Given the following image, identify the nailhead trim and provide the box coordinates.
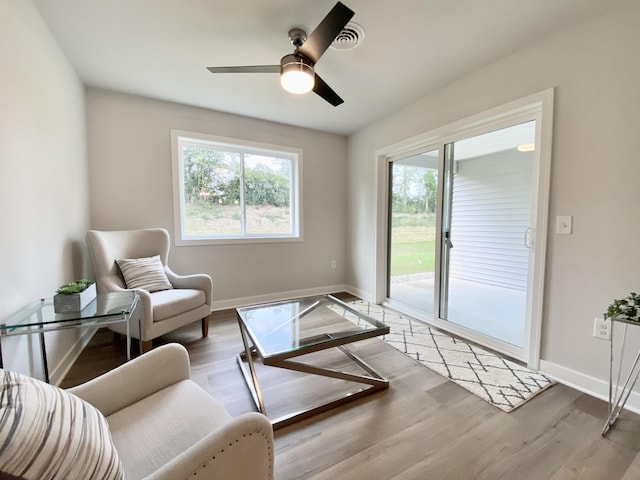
[187,428,273,479]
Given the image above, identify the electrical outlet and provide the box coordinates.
[330,260,337,270]
[593,317,611,341]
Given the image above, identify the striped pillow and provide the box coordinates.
[116,255,173,292]
[0,369,123,480]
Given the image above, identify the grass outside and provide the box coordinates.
[389,213,437,276]
[185,203,291,235]
[390,240,436,276]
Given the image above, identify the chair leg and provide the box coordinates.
[141,340,153,354]
[201,316,209,338]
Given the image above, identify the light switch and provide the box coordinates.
[556,215,573,234]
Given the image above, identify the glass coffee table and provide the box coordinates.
[236,294,390,429]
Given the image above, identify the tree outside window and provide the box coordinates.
[172,131,301,243]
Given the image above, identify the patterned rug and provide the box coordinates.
[335,299,555,412]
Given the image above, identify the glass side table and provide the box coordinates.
[602,316,640,435]
[0,292,138,383]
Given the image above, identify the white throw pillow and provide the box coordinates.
[0,369,124,480]
[116,255,173,292]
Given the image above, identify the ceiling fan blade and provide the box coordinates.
[313,73,343,106]
[207,65,280,74]
[297,2,355,64]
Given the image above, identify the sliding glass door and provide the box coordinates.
[387,149,439,314]
[439,121,536,349]
[385,118,542,359]
[380,92,553,364]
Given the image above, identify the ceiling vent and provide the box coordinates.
[330,22,365,51]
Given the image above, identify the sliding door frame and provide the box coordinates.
[373,89,554,369]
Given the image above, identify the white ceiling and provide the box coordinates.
[32,0,616,135]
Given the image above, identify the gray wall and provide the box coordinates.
[347,0,640,406]
[0,0,91,381]
[86,89,348,309]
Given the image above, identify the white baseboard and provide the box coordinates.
[50,287,639,420]
[343,289,640,416]
[50,285,352,384]
[539,359,640,415]
[211,284,349,311]
[344,285,374,303]
[230,286,640,417]
[49,327,97,386]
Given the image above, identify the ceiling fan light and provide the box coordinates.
[280,55,315,94]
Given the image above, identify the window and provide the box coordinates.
[171,130,302,245]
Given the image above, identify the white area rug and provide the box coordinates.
[337,299,555,413]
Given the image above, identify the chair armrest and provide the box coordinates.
[145,412,274,480]
[96,276,153,339]
[165,268,213,306]
[68,343,191,416]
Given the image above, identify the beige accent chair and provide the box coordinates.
[86,228,212,353]
[69,343,274,479]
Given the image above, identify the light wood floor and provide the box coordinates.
[62,297,640,480]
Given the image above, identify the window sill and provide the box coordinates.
[175,235,303,247]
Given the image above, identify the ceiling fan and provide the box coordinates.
[206,2,355,106]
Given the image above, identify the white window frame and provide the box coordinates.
[171,129,303,246]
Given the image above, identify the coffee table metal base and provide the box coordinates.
[236,330,389,430]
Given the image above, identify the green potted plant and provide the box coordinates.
[604,292,640,323]
[53,279,96,313]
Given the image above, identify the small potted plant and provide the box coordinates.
[604,292,640,323]
[53,279,96,313]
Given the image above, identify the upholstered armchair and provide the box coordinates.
[86,228,212,353]
[0,343,274,479]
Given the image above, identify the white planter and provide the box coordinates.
[54,283,96,313]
